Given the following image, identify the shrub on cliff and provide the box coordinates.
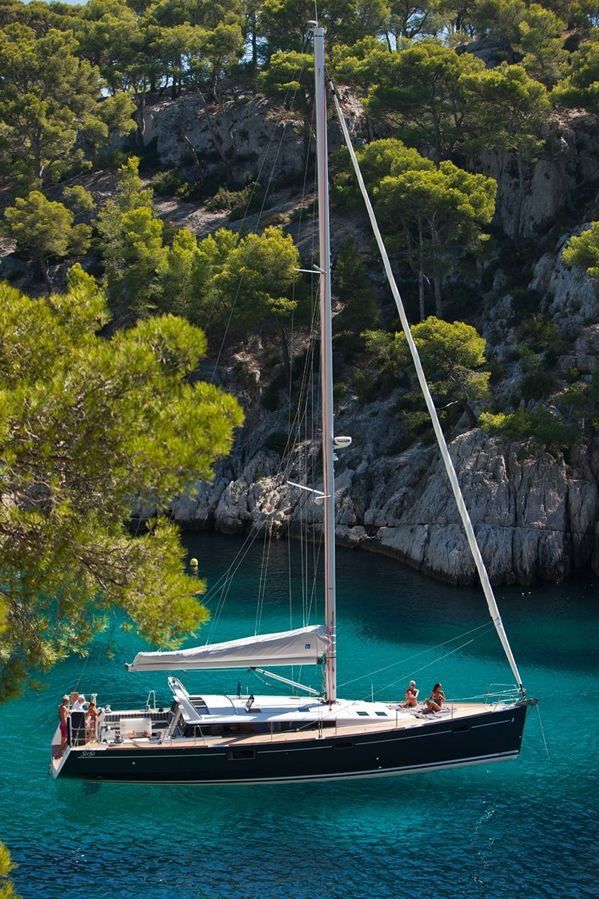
[563,223,599,281]
[480,407,580,447]
[365,316,491,426]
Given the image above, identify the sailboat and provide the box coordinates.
[51,26,537,784]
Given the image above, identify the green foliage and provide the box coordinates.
[191,226,300,334]
[562,223,599,279]
[388,0,448,40]
[479,407,580,447]
[559,370,599,429]
[553,35,599,114]
[516,3,567,85]
[3,190,91,280]
[365,316,491,414]
[151,169,189,197]
[159,227,199,317]
[62,185,96,215]
[335,138,496,316]
[0,23,134,185]
[337,40,486,162]
[0,844,15,879]
[333,236,379,334]
[97,156,167,321]
[471,1,567,83]
[355,140,496,315]
[259,0,389,54]
[460,63,549,161]
[150,169,200,201]
[0,274,243,698]
[352,365,384,402]
[0,840,17,898]
[205,182,264,216]
[333,137,434,211]
[518,312,561,354]
[334,40,552,165]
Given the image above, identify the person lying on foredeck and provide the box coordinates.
[422,683,445,713]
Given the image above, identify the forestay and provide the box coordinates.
[331,84,525,692]
[127,625,330,672]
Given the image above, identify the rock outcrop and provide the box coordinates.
[141,89,366,183]
[168,397,599,585]
[481,111,599,240]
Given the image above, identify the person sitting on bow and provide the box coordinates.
[401,680,419,708]
[422,683,445,713]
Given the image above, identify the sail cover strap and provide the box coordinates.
[127,625,330,672]
[332,86,524,691]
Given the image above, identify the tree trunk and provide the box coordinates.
[417,221,425,321]
[433,276,443,317]
[280,326,291,389]
[34,251,49,288]
[515,151,525,241]
[251,15,258,68]
[135,85,147,148]
[463,401,478,429]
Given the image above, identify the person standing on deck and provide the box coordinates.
[85,701,99,743]
[57,696,70,756]
[69,692,87,745]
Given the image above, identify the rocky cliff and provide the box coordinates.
[1,86,590,588]
[169,399,599,587]
[138,92,599,587]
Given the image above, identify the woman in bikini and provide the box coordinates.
[86,701,99,743]
[58,696,70,756]
[401,680,419,708]
[423,683,445,713]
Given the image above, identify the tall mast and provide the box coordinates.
[313,26,336,705]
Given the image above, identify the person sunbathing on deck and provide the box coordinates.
[422,683,445,713]
[401,680,419,708]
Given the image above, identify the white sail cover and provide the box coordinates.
[127,625,329,672]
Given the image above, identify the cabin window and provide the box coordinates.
[375,711,388,717]
[227,749,256,761]
[356,711,369,717]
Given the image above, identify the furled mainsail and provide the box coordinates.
[127,625,330,672]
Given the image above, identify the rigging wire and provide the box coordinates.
[367,631,492,700]
[209,45,311,379]
[198,53,318,642]
[337,620,494,689]
[536,703,551,761]
[330,81,525,692]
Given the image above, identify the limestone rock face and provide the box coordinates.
[133,95,599,587]
[171,409,599,585]
[531,225,599,335]
[481,113,599,241]
[141,90,365,183]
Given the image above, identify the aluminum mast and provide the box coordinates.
[313,26,337,705]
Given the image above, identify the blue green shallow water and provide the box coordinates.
[1,534,597,898]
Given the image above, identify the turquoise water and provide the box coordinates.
[1,533,597,898]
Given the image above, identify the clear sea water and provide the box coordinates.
[1,533,597,898]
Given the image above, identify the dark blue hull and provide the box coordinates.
[55,703,530,784]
